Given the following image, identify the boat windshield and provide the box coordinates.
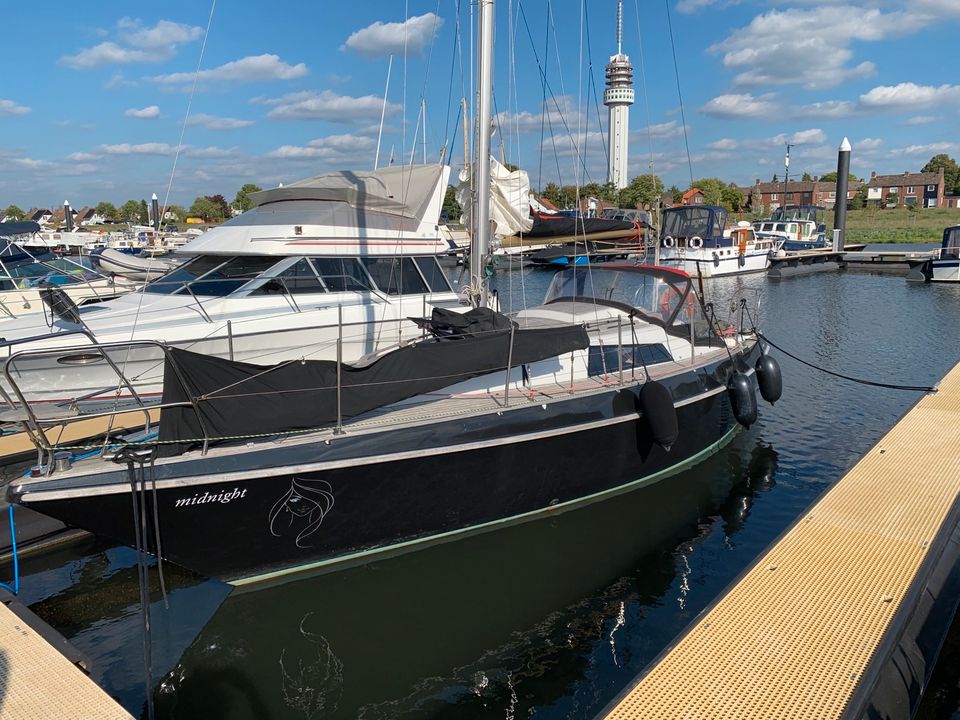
[943,227,960,259]
[661,207,725,239]
[544,267,692,323]
[0,254,105,291]
[145,254,455,297]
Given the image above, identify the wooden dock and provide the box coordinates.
[0,594,133,719]
[599,361,960,719]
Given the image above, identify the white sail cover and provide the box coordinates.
[456,157,534,236]
[250,164,446,221]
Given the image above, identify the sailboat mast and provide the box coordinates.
[471,0,495,309]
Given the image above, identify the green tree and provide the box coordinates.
[541,182,562,206]
[94,201,117,220]
[3,205,25,221]
[921,154,960,193]
[119,199,141,222]
[666,185,682,205]
[885,190,899,208]
[138,199,149,225]
[819,171,858,184]
[441,185,461,221]
[206,194,230,222]
[722,182,745,212]
[771,173,779,183]
[189,196,219,222]
[233,183,263,214]
[801,172,812,182]
[690,178,727,206]
[852,184,868,210]
[619,174,664,209]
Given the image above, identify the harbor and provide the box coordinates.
[3,0,960,717]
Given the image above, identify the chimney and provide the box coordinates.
[870,171,877,179]
[813,175,819,182]
[904,170,910,176]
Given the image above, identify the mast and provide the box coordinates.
[471,0,495,309]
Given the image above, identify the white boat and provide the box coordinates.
[0,231,138,320]
[931,225,960,282]
[0,164,464,406]
[658,206,781,278]
[752,205,827,251]
[89,247,181,281]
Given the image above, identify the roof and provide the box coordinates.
[681,188,703,201]
[739,179,864,195]
[868,172,941,187]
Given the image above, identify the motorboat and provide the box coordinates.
[929,224,960,282]
[0,230,138,320]
[753,205,827,251]
[0,164,464,408]
[658,206,782,278]
[89,247,182,281]
[7,264,778,583]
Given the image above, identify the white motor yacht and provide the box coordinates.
[0,164,464,408]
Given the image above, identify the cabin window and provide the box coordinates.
[145,255,279,296]
[360,257,429,295]
[252,258,326,295]
[587,344,672,376]
[312,258,374,293]
[413,256,453,293]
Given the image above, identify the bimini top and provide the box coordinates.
[182,164,451,257]
[250,164,445,220]
[0,221,41,238]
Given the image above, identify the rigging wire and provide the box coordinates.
[664,0,694,187]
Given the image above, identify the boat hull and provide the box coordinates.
[931,259,960,282]
[658,248,771,278]
[12,344,760,583]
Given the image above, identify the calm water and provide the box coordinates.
[11,264,960,719]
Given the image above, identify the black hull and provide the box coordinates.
[14,346,760,583]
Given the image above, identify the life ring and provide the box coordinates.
[689,236,703,249]
[663,235,675,248]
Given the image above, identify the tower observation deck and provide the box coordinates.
[603,0,634,190]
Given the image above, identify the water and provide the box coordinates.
[10,266,960,719]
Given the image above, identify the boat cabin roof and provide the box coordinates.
[661,205,727,240]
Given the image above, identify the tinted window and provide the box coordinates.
[587,344,672,376]
[412,256,452,293]
[312,258,373,293]
[360,257,428,295]
[252,258,326,295]
[145,255,278,296]
[145,256,229,295]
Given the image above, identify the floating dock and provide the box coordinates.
[599,361,960,719]
[0,591,133,719]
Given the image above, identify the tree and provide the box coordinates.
[541,182,562,207]
[690,178,726,207]
[666,185,682,204]
[3,205,25,221]
[771,173,779,183]
[853,184,868,210]
[819,171,857,184]
[722,182,745,212]
[921,154,960,193]
[886,190,899,208]
[119,199,142,222]
[619,174,664,209]
[138,199,149,225]
[94,201,117,220]
[165,205,186,222]
[189,196,219,222]
[233,183,262,214]
[206,194,230,222]
[441,185,461,221]
[801,172,812,182]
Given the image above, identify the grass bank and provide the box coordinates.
[844,207,960,243]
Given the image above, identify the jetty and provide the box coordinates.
[598,361,960,719]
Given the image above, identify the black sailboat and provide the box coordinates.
[5,1,779,585]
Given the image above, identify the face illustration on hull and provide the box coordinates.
[269,478,335,548]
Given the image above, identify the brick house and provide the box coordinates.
[739,178,861,211]
[680,188,704,205]
[944,193,960,209]
[865,169,945,208]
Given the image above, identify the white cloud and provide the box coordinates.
[857,138,884,150]
[66,152,100,161]
[859,83,960,109]
[795,100,856,119]
[268,134,377,159]
[185,146,240,158]
[0,99,30,116]
[677,0,740,13]
[903,115,939,125]
[151,54,308,87]
[342,13,443,57]
[888,142,957,156]
[700,93,777,118]
[261,90,398,122]
[125,105,161,119]
[186,113,255,130]
[100,142,176,156]
[708,138,738,150]
[61,18,202,69]
[783,128,827,145]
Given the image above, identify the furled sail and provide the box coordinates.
[456,157,534,237]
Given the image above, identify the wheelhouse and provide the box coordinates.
[660,206,729,249]
[941,225,960,260]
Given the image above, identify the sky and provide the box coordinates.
[2,0,959,210]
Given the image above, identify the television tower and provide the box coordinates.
[604,0,634,190]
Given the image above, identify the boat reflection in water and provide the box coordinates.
[153,441,778,719]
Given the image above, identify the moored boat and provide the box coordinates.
[89,247,182,281]
[930,224,960,282]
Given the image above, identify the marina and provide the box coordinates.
[3,0,960,717]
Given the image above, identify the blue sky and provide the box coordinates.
[2,0,958,209]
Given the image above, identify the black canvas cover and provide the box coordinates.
[522,213,635,239]
[158,320,589,455]
[414,306,515,338]
[0,221,40,237]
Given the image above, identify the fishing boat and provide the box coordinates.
[929,224,960,282]
[658,205,781,278]
[5,0,780,585]
[0,231,138,320]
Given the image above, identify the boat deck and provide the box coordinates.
[598,361,960,718]
[0,596,133,719]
